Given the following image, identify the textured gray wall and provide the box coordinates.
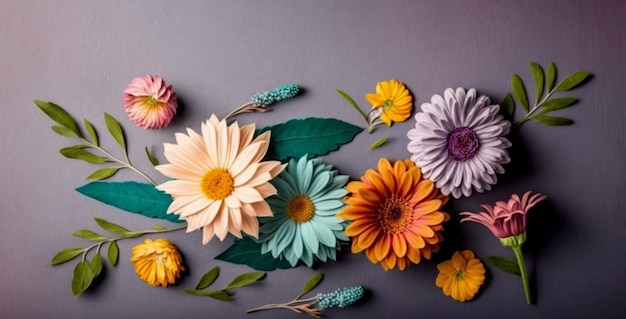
[1,0,625,318]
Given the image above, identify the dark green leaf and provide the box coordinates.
[103,112,127,155]
[183,289,233,301]
[72,229,110,241]
[546,62,557,92]
[511,74,529,112]
[59,147,108,164]
[257,118,363,161]
[223,272,265,290]
[486,256,521,276]
[554,71,590,92]
[500,93,515,119]
[296,273,324,299]
[145,146,159,166]
[72,260,96,298]
[369,136,389,150]
[538,97,579,115]
[531,115,574,126]
[108,241,119,267]
[90,254,103,278]
[195,266,220,290]
[51,247,85,266]
[51,125,80,138]
[84,119,98,145]
[529,61,544,105]
[336,89,369,124]
[86,167,120,180]
[94,217,131,235]
[34,99,81,137]
[75,181,183,223]
[215,236,294,271]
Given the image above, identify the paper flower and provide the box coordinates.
[337,158,450,271]
[435,250,485,302]
[224,84,301,121]
[407,88,511,198]
[257,155,350,267]
[130,238,184,287]
[122,75,177,129]
[155,115,285,244]
[460,191,547,304]
[365,79,413,127]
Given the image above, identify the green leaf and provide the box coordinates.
[257,118,363,161]
[546,62,557,92]
[500,93,515,119]
[145,146,159,166]
[369,136,389,150]
[296,273,324,299]
[84,119,99,145]
[103,112,127,156]
[75,181,183,223]
[51,125,80,138]
[538,97,579,115]
[72,260,96,298]
[223,272,265,290]
[34,100,82,137]
[51,247,86,266]
[531,115,574,126]
[86,167,120,180]
[554,71,590,92]
[215,236,294,271]
[90,254,103,278]
[529,61,544,105]
[195,266,220,290]
[94,217,131,235]
[107,241,119,267]
[183,289,233,301]
[511,74,529,112]
[151,224,167,230]
[72,229,110,241]
[59,147,108,164]
[485,256,521,276]
[336,88,369,124]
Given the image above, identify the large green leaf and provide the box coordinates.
[485,256,521,276]
[72,260,96,298]
[554,71,590,92]
[215,236,294,271]
[195,266,220,290]
[51,247,86,266]
[34,100,82,137]
[75,181,183,223]
[538,97,579,115]
[257,118,363,161]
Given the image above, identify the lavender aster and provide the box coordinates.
[407,88,511,198]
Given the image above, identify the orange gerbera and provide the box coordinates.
[337,158,449,271]
[365,79,412,126]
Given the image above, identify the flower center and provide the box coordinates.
[287,195,315,223]
[378,195,412,234]
[446,127,480,161]
[200,168,234,200]
[454,270,464,280]
[383,99,393,110]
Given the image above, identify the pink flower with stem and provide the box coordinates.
[123,75,177,129]
[460,191,547,304]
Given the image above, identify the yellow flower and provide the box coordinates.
[130,238,184,287]
[435,250,485,302]
[365,79,412,126]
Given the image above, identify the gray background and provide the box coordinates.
[1,0,625,318]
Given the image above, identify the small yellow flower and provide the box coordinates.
[365,79,412,126]
[435,250,485,302]
[130,238,184,287]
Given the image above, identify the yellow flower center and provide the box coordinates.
[378,195,412,234]
[454,270,464,280]
[383,99,393,110]
[201,168,235,200]
[287,195,315,223]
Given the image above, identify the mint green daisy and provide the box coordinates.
[258,155,349,267]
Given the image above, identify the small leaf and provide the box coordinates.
[72,229,110,241]
[223,272,265,290]
[145,146,159,166]
[485,256,521,276]
[103,112,127,156]
[72,260,96,298]
[90,254,103,278]
[51,125,80,138]
[336,89,369,124]
[34,99,82,137]
[554,71,590,92]
[94,217,131,235]
[51,247,85,266]
[296,273,324,299]
[196,266,220,290]
[546,62,557,92]
[108,241,119,267]
[84,119,99,145]
[86,167,120,180]
[369,136,389,150]
[59,147,108,164]
[529,61,544,105]
[531,115,574,126]
[500,93,515,119]
[151,224,167,231]
[215,236,294,271]
[511,74,529,112]
[183,289,233,301]
[538,97,579,115]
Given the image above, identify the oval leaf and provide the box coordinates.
[369,136,389,151]
[554,71,590,92]
[215,236,294,271]
[103,112,127,155]
[511,74,529,112]
[145,146,159,166]
[51,247,86,266]
[183,289,233,301]
[87,167,121,181]
[196,266,220,290]
[529,61,544,105]
[500,93,515,119]
[108,241,119,267]
[546,62,557,92]
[34,100,81,137]
[486,256,521,276]
[72,229,110,241]
[72,261,95,298]
[296,273,324,299]
[84,119,99,145]
[90,254,103,277]
[538,97,579,115]
[51,125,80,138]
[531,115,574,126]
[223,272,265,290]
[336,88,368,124]
[94,217,131,235]
[59,147,108,164]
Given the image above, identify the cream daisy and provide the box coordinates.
[155,115,285,244]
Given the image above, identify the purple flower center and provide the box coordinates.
[446,127,479,161]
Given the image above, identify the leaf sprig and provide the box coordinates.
[50,217,185,298]
[246,272,325,317]
[34,100,157,184]
[184,266,265,301]
[501,62,591,128]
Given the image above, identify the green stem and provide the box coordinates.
[512,88,557,128]
[246,296,317,313]
[511,245,532,304]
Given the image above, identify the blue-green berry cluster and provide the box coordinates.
[251,84,300,107]
[316,285,364,309]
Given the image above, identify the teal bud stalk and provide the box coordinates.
[316,285,364,309]
[251,84,301,107]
